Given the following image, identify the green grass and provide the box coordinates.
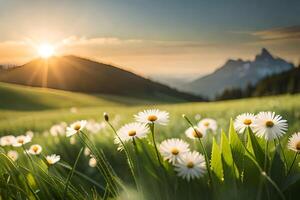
[0,82,165,111]
[0,92,299,135]
[1,83,300,199]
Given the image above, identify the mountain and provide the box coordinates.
[0,56,204,102]
[216,66,300,100]
[182,48,294,99]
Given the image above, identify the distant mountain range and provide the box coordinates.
[0,56,204,102]
[181,48,294,99]
[216,66,300,100]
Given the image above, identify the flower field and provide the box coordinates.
[1,93,300,200]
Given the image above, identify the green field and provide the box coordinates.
[1,82,300,200]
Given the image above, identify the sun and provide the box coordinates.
[37,43,55,59]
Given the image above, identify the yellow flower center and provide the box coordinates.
[128,130,137,137]
[74,123,81,131]
[192,130,202,138]
[32,146,39,152]
[147,115,158,122]
[265,120,274,128]
[243,119,252,125]
[296,142,300,151]
[18,138,24,144]
[187,161,194,168]
[204,122,210,127]
[171,148,179,155]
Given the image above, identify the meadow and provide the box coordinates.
[1,82,300,200]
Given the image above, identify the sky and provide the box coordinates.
[0,0,300,79]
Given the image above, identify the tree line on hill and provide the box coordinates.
[216,65,300,101]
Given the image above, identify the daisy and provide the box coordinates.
[159,138,190,164]
[27,144,42,155]
[115,122,149,143]
[174,151,206,181]
[7,150,18,161]
[0,135,15,146]
[13,135,32,147]
[287,132,300,152]
[234,113,256,134]
[46,154,61,165]
[89,157,97,167]
[86,120,102,134]
[66,120,87,137]
[134,109,169,125]
[198,118,217,133]
[50,123,66,137]
[252,112,288,141]
[185,126,206,139]
[26,131,34,138]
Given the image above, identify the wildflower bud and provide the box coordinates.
[103,112,109,122]
[182,114,186,118]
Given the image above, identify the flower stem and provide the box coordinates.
[264,141,269,173]
[277,137,288,173]
[182,115,213,187]
[240,138,285,200]
[58,162,105,191]
[106,121,138,189]
[78,132,120,196]
[63,147,83,199]
[286,152,298,176]
[149,123,163,167]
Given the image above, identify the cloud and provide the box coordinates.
[61,36,143,46]
[251,25,300,41]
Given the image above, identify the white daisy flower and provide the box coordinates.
[115,122,149,143]
[46,154,61,165]
[134,109,169,125]
[50,124,66,137]
[27,144,42,155]
[66,120,87,137]
[86,120,103,134]
[159,138,190,164]
[89,157,97,167]
[198,118,217,133]
[288,132,300,152]
[174,151,206,181]
[195,114,201,121]
[26,131,34,138]
[185,126,206,139]
[13,135,32,147]
[0,135,16,146]
[7,150,18,161]
[252,112,288,141]
[234,113,256,134]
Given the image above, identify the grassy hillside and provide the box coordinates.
[0,82,167,111]
[0,56,203,101]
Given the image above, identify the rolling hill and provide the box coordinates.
[0,56,203,102]
[182,48,294,99]
[0,82,163,111]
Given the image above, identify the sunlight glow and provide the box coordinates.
[37,44,55,58]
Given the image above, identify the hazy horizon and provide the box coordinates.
[1,0,300,79]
